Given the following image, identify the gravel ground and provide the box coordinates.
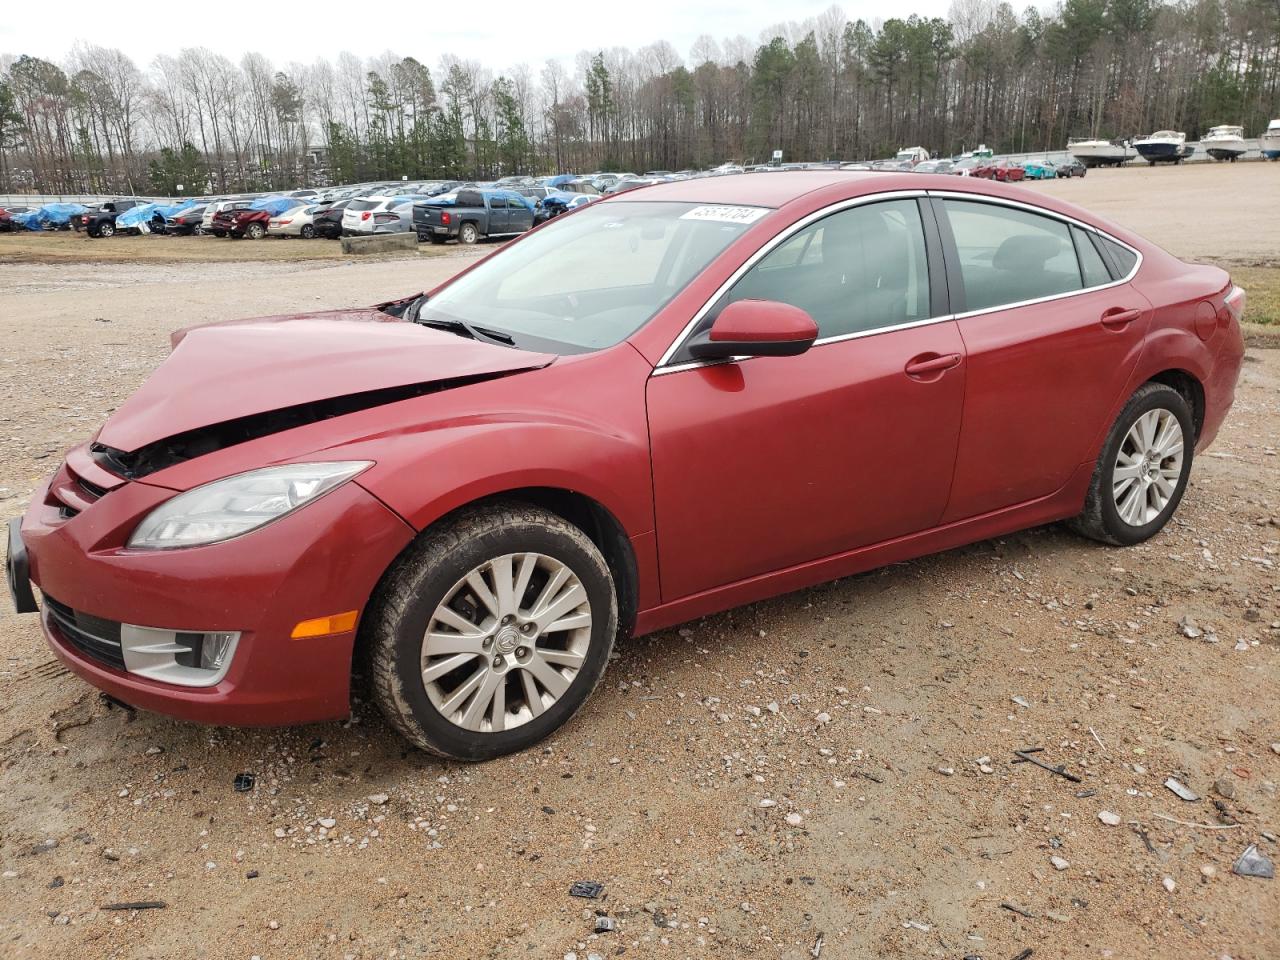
[1,171,1278,960]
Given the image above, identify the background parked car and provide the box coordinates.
[413,188,535,244]
[204,199,250,236]
[1022,158,1058,180]
[80,199,148,238]
[950,158,980,176]
[267,203,321,238]
[310,199,352,239]
[164,205,208,235]
[1055,157,1087,177]
[990,159,1026,182]
[913,159,954,174]
[0,205,32,231]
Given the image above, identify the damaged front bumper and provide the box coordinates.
[18,458,416,726]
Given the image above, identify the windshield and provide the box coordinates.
[419,200,766,353]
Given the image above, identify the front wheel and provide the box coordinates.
[245,222,265,240]
[300,224,315,239]
[367,504,618,760]
[1068,383,1194,546]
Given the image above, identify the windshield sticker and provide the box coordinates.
[679,205,769,225]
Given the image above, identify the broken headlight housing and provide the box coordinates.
[127,461,372,550]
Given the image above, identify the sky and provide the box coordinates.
[1,0,957,70]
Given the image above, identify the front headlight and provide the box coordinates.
[127,461,372,550]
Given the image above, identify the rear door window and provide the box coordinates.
[943,200,1083,312]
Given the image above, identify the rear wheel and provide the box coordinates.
[245,222,265,240]
[368,504,618,760]
[98,222,114,238]
[1068,383,1193,546]
[458,222,479,245]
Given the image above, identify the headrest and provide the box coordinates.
[992,233,1064,271]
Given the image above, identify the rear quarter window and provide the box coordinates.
[1098,236,1139,277]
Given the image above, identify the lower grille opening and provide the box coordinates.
[44,596,125,670]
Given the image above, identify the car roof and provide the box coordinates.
[608,171,889,208]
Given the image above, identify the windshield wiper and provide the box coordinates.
[414,315,515,346]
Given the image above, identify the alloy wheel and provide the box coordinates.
[420,553,593,733]
[1112,407,1184,526]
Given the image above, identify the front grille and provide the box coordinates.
[45,461,111,519]
[44,595,125,670]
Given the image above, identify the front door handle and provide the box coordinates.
[904,352,962,380]
[1101,307,1142,329]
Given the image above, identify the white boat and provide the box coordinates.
[1202,125,1247,161]
[1133,130,1194,164]
[1067,137,1135,167]
[1262,119,1280,160]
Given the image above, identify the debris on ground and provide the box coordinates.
[101,901,167,911]
[1000,901,1036,919]
[1232,844,1275,879]
[233,772,255,792]
[1164,777,1199,801]
[569,881,605,899]
[1012,747,1083,783]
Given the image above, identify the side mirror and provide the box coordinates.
[687,299,819,361]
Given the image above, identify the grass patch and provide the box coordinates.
[1229,266,1280,326]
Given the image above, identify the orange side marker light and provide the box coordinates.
[291,610,359,639]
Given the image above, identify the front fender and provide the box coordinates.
[349,416,654,538]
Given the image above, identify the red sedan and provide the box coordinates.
[991,159,1027,182]
[8,173,1246,760]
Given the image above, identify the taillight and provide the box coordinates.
[361,211,370,221]
[441,212,451,225]
[278,219,292,225]
[1223,285,1246,324]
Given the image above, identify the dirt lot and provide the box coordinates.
[1,167,1278,960]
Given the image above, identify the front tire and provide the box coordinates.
[367,503,618,761]
[1068,383,1194,546]
[300,224,315,239]
[245,222,265,240]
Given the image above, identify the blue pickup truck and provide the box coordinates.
[413,188,536,244]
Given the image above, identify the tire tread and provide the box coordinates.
[366,502,615,758]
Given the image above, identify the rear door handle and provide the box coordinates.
[904,352,962,379]
[1101,307,1141,329]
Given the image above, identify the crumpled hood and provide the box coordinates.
[97,310,555,454]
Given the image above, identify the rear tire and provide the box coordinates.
[367,503,618,761]
[1068,383,1194,546]
[98,222,114,238]
[459,222,479,245]
[245,222,265,240]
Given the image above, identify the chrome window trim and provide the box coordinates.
[653,187,1143,375]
